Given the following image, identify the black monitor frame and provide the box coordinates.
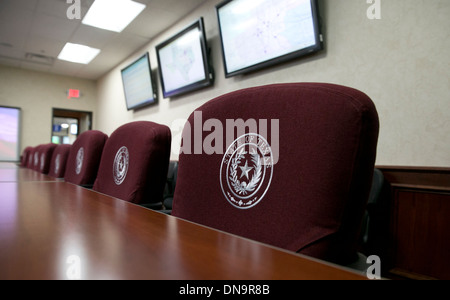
[216,0,323,77]
[121,52,158,111]
[156,17,214,98]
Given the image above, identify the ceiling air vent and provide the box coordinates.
[25,53,55,66]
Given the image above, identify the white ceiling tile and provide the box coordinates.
[70,25,118,49]
[30,13,79,41]
[0,27,28,52]
[36,0,74,19]
[0,0,210,79]
[50,59,84,76]
[25,36,66,57]
[124,8,178,38]
[0,47,26,60]
[0,0,38,11]
[36,0,91,19]
[0,9,34,36]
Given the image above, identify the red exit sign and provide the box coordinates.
[67,89,80,99]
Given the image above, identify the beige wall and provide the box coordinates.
[0,65,97,152]
[65,0,450,167]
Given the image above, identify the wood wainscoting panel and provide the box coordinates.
[394,190,450,279]
[377,166,450,280]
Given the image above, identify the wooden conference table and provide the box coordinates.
[0,162,59,183]
[0,163,365,280]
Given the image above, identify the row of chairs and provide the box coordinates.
[21,121,172,208]
[21,143,70,177]
[20,83,381,269]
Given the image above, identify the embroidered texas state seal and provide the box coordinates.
[54,154,61,175]
[113,146,129,185]
[220,133,274,209]
[75,147,84,175]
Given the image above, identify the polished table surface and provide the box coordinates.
[0,163,60,183]
[0,165,366,280]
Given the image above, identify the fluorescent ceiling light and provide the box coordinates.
[82,0,146,33]
[58,43,101,64]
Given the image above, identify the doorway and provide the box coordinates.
[52,108,93,145]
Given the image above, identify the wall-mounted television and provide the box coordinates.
[121,52,157,110]
[156,17,214,98]
[216,0,323,77]
[0,106,21,162]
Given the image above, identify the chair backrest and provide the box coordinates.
[26,147,35,169]
[64,130,108,186]
[20,147,33,167]
[93,121,171,205]
[32,144,43,171]
[37,143,57,174]
[48,144,72,178]
[172,83,379,264]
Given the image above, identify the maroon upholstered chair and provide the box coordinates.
[37,143,57,174]
[32,145,43,171]
[48,144,71,178]
[93,121,172,206]
[20,147,33,167]
[64,130,108,186]
[26,147,35,169]
[172,83,379,265]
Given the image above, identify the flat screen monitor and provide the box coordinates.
[121,52,157,110]
[216,0,323,77]
[0,106,21,162]
[156,17,214,98]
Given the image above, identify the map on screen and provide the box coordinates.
[158,27,207,94]
[218,0,317,74]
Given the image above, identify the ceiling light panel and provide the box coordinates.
[82,0,146,33]
[57,43,100,64]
